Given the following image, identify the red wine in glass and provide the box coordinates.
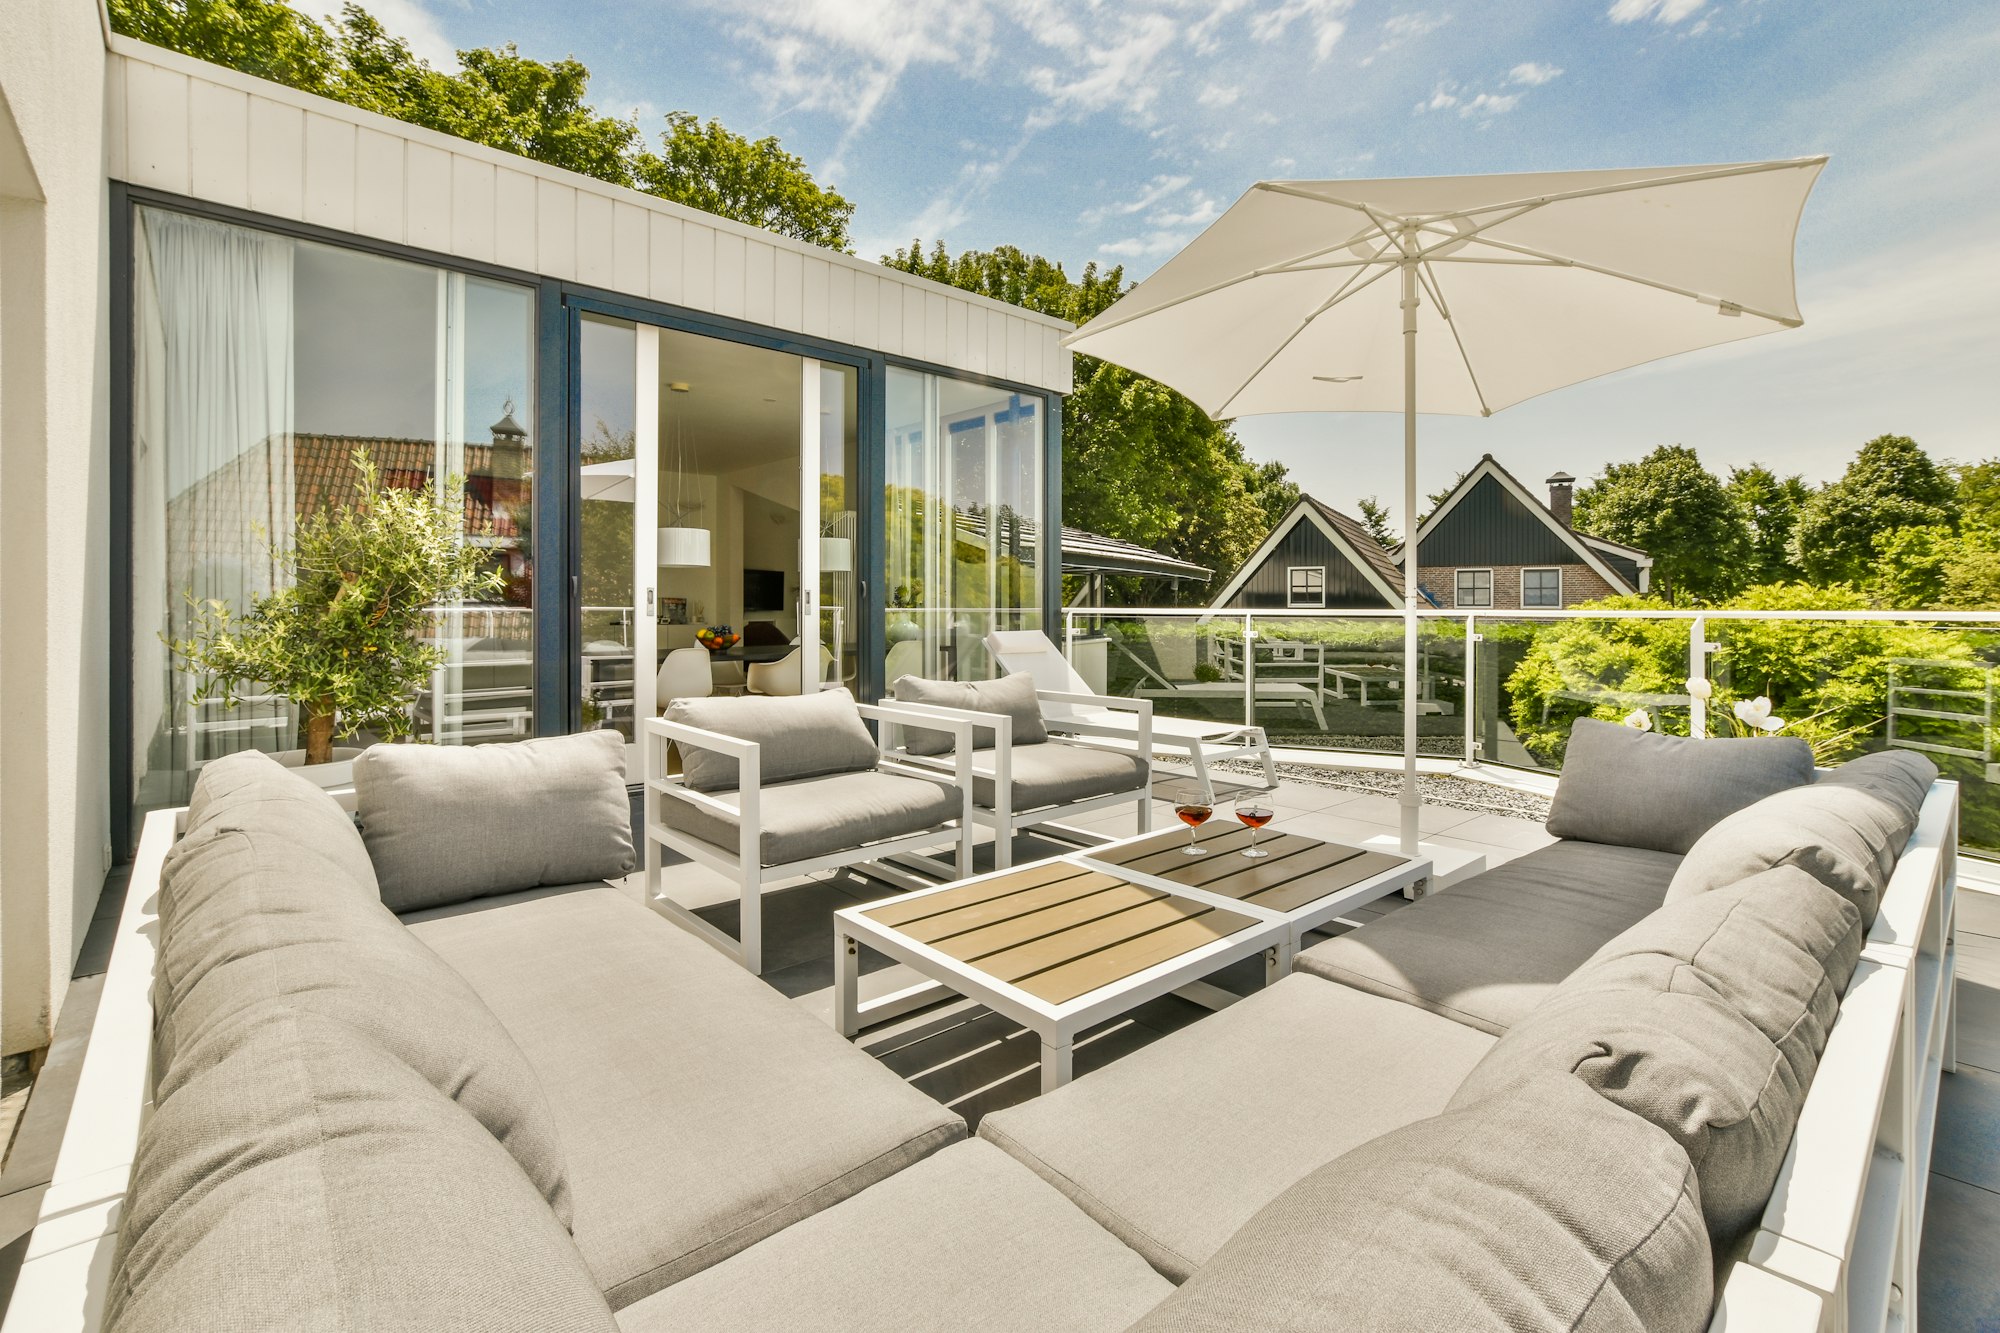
[1236,804,1275,858]
[1174,802,1213,856]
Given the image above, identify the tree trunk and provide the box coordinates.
[304,700,337,765]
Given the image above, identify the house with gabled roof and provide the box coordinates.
[1207,494,1404,611]
[1395,455,1652,610]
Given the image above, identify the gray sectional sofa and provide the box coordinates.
[78,717,1955,1333]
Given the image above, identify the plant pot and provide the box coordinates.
[272,747,365,789]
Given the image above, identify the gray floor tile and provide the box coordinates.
[1958,933,2000,988]
[692,878,862,977]
[1919,1173,2000,1332]
[1954,979,2000,1075]
[1959,888,2000,939]
[1935,1064,2000,1194]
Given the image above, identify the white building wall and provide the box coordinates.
[0,1,113,1055]
[105,38,1075,393]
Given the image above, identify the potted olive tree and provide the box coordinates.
[172,450,504,783]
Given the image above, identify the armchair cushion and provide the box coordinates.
[971,742,1148,812]
[893,672,1049,755]
[355,730,633,913]
[1546,718,1814,855]
[669,688,879,793]
[659,770,958,866]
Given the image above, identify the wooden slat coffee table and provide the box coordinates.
[833,824,1432,1093]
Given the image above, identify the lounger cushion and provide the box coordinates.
[355,730,633,912]
[616,1142,1171,1333]
[668,687,880,793]
[1292,840,1683,1034]
[657,769,959,866]
[1547,717,1814,854]
[1665,750,1937,920]
[154,826,574,1223]
[401,882,965,1307]
[970,742,1150,812]
[1451,867,1863,1249]
[893,671,1049,755]
[1133,1074,1710,1333]
[181,748,378,896]
[978,974,1495,1280]
[109,1007,615,1333]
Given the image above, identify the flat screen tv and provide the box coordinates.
[743,568,786,613]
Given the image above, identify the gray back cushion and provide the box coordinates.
[182,749,378,897]
[156,825,574,1223]
[668,687,879,792]
[1132,1073,1711,1333]
[109,1007,615,1333]
[1451,866,1863,1250]
[1547,718,1815,854]
[1664,752,1937,920]
[891,672,1049,756]
[355,730,634,912]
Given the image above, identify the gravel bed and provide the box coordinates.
[1185,757,1554,821]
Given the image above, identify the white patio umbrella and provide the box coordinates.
[1065,157,1825,855]
[581,458,636,503]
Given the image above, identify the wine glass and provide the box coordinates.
[1235,800,1275,858]
[1173,799,1213,856]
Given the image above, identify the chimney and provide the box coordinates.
[1546,471,1575,528]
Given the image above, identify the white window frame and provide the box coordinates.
[1521,566,1562,608]
[1455,568,1493,609]
[1287,565,1326,608]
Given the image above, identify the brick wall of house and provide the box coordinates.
[1418,562,1622,610]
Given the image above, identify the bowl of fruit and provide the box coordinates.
[695,625,739,653]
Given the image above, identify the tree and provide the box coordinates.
[1357,496,1398,549]
[883,241,1296,599]
[1726,463,1810,585]
[1795,434,1956,585]
[1571,445,1750,603]
[108,0,852,248]
[1954,458,2000,529]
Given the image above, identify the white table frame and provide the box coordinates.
[834,828,1430,1093]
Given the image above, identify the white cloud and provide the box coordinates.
[1508,61,1563,86]
[1079,173,1194,226]
[1607,0,1707,25]
[1363,10,1450,64]
[1459,91,1521,120]
[1247,0,1354,63]
[1415,81,1460,112]
[1198,83,1242,109]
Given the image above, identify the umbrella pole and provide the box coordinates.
[1399,254,1422,859]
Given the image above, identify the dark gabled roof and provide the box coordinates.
[1303,495,1405,596]
[1206,493,1404,609]
[1401,454,1647,594]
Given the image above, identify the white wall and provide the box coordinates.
[0,0,113,1056]
[106,39,1074,394]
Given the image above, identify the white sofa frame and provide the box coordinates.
[881,690,1154,871]
[1708,778,1959,1333]
[642,701,977,975]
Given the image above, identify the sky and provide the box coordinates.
[365,0,1998,531]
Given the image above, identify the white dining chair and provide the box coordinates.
[657,647,714,709]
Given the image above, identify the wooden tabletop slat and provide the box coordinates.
[970,896,1232,984]
[927,884,1171,960]
[1242,850,1408,912]
[893,872,1138,944]
[1134,834,1345,889]
[862,861,1088,929]
[1013,911,1261,1005]
[1170,841,1369,898]
[1088,822,1236,864]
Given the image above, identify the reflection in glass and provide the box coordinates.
[578,314,640,741]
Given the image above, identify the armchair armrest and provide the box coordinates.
[860,701,981,829]
[641,717,764,868]
[1033,691,1152,760]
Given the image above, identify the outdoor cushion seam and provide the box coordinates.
[976,1120,1199,1278]
[1565,1155,1702,1333]
[1294,961,1500,1032]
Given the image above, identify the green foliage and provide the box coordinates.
[170,452,503,759]
[883,241,1294,601]
[108,0,852,248]
[1726,463,1809,585]
[1572,445,1750,603]
[1796,434,1956,585]
[1356,496,1398,549]
[1955,459,2000,529]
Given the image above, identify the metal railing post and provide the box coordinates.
[1464,615,1480,767]
[1242,612,1257,729]
[1063,609,1076,665]
[1689,615,1711,738]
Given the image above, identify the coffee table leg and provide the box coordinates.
[835,931,860,1038]
[1266,943,1288,983]
[1041,1037,1073,1093]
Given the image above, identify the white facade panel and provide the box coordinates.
[801,255,831,338]
[448,153,496,262]
[773,247,803,333]
[985,309,1007,376]
[404,140,451,254]
[493,166,537,270]
[352,127,405,242]
[680,221,716,311]
[574,190,614,288]
[742,237,777,327]
[826,264,855,345]
[244,95,303,220]
[611,201,649,296]
[850,270,879,351]
[648,212,683,304]
[711,230,746,319]
[535,177,576,279]
[1006,316,1028,382]
[302,114,356,232]
[186,80,248,207]
[945,299,968,370]
[902,287,925,360]
[875,275,903,356]
[123,60,189,194]
[924,292,949,365]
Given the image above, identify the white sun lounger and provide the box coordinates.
[986,631,1278,803]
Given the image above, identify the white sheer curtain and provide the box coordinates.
[131,209,295,795]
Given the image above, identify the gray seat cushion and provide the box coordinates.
[616,1141,1170,1333]
[401,882,965,1307]
[1547,717,1815,854]
[893,671,1049,755]
[181,749,378,896]
[1666,749,1938,921]
[109,1006,615,1333]
[1131,1073,1711,1333]
[1292,840,1683,1034]
[668,687,879,792]
[355,730,634,913]
[658,769,959,866]
[970,742,1149,812]
[155,826,573,1222]
[1450,867,1864,1250]
[977,973,1495,1280]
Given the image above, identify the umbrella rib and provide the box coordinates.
[1416,261,1493,418]
[1399,157,1827,226]
[1210,245,1401,418]
[1453,233,1803,325]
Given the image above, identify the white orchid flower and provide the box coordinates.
[1732,695,1785,733]
[1621,708,1654,732]
[1685,676,1713,700]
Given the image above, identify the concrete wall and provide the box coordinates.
[106,39,1073,394]
[0,1,113,1056]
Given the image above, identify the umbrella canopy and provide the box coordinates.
[1065,158,1824,853]
[581,458,636,503]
